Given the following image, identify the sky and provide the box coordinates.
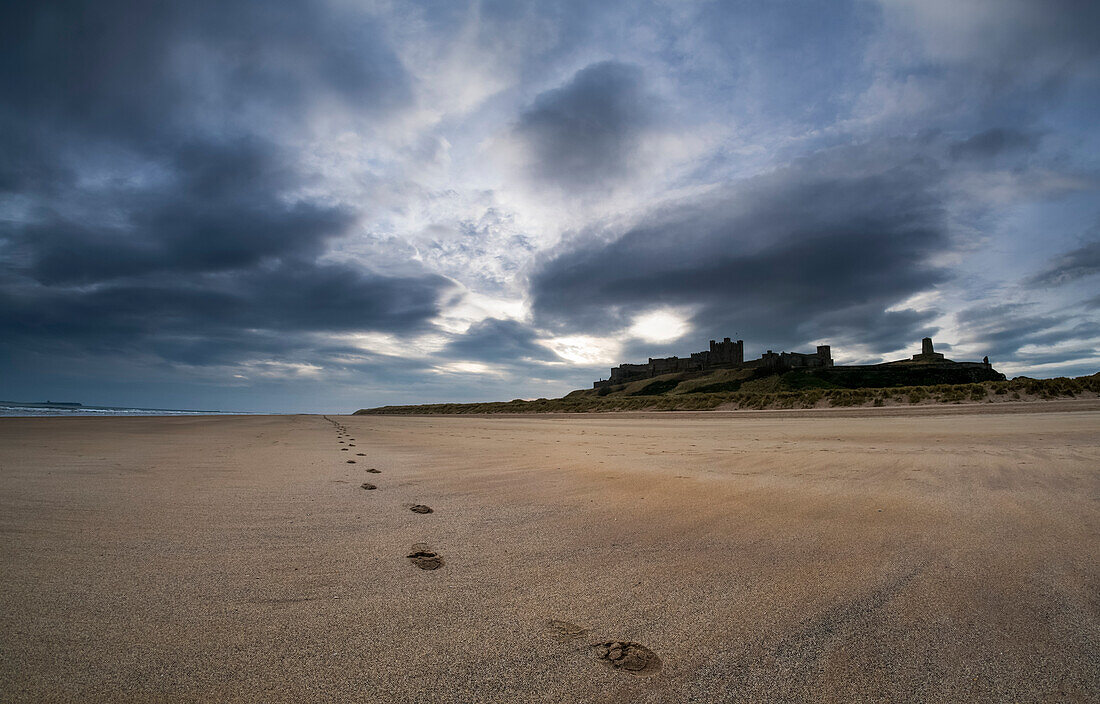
[2,0,1099,413]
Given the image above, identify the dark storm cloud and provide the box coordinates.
[530,143,951,353]
[0,0,410,131]
[955,304,1062,355]
[9,139,355,285]
[1027,238,1100,286]
[441,318,558,364]
[0,1,412,222]
[0,1,452,371]
[512,61,655,190]
[949,128,1041,161]
[0,260,452,363]
[0,0,412,223]
[955,303,1100,364]
[892,0,1100,96]
[801,306,939,353]
[983,0,1100,69]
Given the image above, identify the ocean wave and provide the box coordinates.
[0,404,231,417]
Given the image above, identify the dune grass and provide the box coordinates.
[355,374,1100,415]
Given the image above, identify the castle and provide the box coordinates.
[593,337,996,389]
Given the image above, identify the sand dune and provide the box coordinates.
[1,406,1098,702]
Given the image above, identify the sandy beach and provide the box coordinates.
[2,404,1098,702]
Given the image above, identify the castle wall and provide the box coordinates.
[592,336,995,390]
[594,336,827,388]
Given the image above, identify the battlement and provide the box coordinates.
[593,336,829,388]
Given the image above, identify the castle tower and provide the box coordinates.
[912,337,945,363]
[708,337,743,366]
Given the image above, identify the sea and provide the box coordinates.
[0,401,239,417]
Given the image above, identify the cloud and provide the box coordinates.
[953,302,1100,363]
[949,128,1041,160]
[530,140,952,354]
[627,308,692,344]
[0,0,416,293]
[0,0,451,374]
[1028,238,1100,286]
[881,0,1100,74]
[440,317,559,364]
[510,61,657,191]
[0,0,411,126]
[851,0,1100,135]
[7,139,356,286]
[0,260,453,365]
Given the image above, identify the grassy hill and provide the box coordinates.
[355,370,1100,415]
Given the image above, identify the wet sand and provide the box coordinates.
[1,405,1098,702]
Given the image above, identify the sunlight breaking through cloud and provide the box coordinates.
[628,308,693,344]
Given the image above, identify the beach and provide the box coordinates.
[2,405,1098,702]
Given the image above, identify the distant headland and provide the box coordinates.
[17,401,84,408]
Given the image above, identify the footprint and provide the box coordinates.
[592,641,661,675]
[349,444,356,447]
[365,468,381,473]
[347,460,356,464]
[409,505,433,514]
[549,619,589,640]
[341,448,349,451]
[356,453,366,456]
[360,482,377,490]
[407,543,444,570]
